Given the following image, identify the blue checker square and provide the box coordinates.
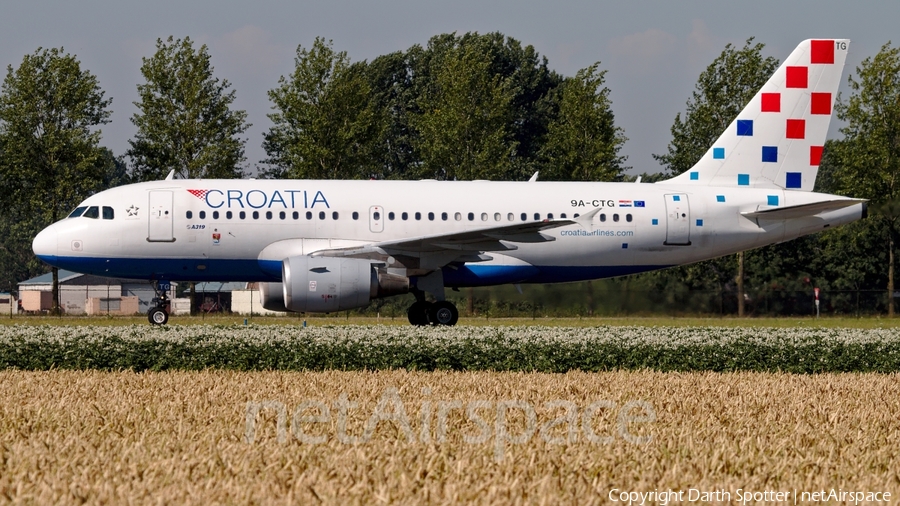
[767,195,779,206]
[622,243,628,249]
[762,146,778,163]
[737,174,750,186]
[696,219,703,226]
[673,195,681,201]
[652,218,659,225]
[690,171,699,180]
[716,195,726,202]
[713,147,725,159]
[737,120,754,136]
[786,172,802,189]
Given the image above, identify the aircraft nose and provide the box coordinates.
[32,225,58,262]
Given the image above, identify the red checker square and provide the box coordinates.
[786,119,806,139]
[811,40,835,64]
[761,93,780,112]
[810,145,824,166]
[810,92,832,114]
[786,66,808,88]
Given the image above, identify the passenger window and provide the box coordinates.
[213,211,220,220]
[68,206,87,218]
[306,211,313,220]
[508,213,514,221]
[494,213,501,221]
[599,214,606,222]
[352,211,359,220]
[293,211,299,220]
[102,207,114,220]
[428,212,435,221]
[227,211,233,219]
[442,212,448,221]
[240,211,246,220]
[521,213,527,221]
[319,211,326,220]
[280,211,286,220]
[415,212,421,220]
[373,211,381,220]
[613,214,620,222]
[266,211,273,220]
[388,212,395,220]
[468,212,474,221]
[455,212,462,221]
[547,213,554,220]
[626,214,633,222]
[199,210,206,220]
[534,213,541,220]
[83,206,99,219]
[402,212,408,221]
[561,213,567,219]
[252,211,259,220]
[332,211,339,220]
[574,213,580,218]
[186,210,193,219]
[481,213,488,221]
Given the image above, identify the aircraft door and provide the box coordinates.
[148,190,175,242]
[664,194,691,246]
[369,206,384,233]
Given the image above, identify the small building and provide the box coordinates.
[18,269,176,315]
[192,281,246,313]
[232,285,287,316]
[0,292,15,316]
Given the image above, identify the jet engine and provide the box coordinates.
[258,282,287,312]
[282,256,409,313]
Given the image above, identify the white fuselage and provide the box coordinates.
[32,179,864,287]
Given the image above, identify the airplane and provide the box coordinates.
[32,39,865,326]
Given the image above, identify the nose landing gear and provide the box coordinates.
[148,280,171,325]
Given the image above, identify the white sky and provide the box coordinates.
[1,0,896,176]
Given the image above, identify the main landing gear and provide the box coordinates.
[148,281,170,325]
[407,289,459,326]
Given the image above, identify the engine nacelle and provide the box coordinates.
[258,282,287,312]
[282,256,409,313]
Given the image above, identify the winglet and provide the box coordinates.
[574,207,603,228]
[165,169,176,181]
[528,171,539,182]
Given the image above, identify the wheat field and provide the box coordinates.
[1,369,898,504]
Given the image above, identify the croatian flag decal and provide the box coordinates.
[618,200,632,207]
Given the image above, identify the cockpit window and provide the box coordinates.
[83,206,99,219]
[102,206,114,220]
[68,206,87,218]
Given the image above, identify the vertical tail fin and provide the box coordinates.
[663,39,849,191]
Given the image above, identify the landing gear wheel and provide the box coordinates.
[148,307,169,325]
[428,301,459,326]
[407,301,432,326]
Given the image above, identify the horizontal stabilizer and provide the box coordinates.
[742,199,866,220]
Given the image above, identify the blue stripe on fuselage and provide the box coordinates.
[38,255,671,285]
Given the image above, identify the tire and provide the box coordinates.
[407,301,431,326]
[148,307,169,325]
[428,301,459,326]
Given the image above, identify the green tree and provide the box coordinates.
[826,42,900,315]
[263,37,378,179]
[128,36,249,181]
[411,41,516,180]
[538,63,627,181]
[654,38,779,177]
[0,47,112,311]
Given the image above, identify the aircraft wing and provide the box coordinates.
[741,199,867,220]
[311,208,601,260]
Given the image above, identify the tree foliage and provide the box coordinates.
[538,63,627,181]
[263,37,378,179]
[0,47,112,303]
[128,36,249,181]
[654,38,779,176]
